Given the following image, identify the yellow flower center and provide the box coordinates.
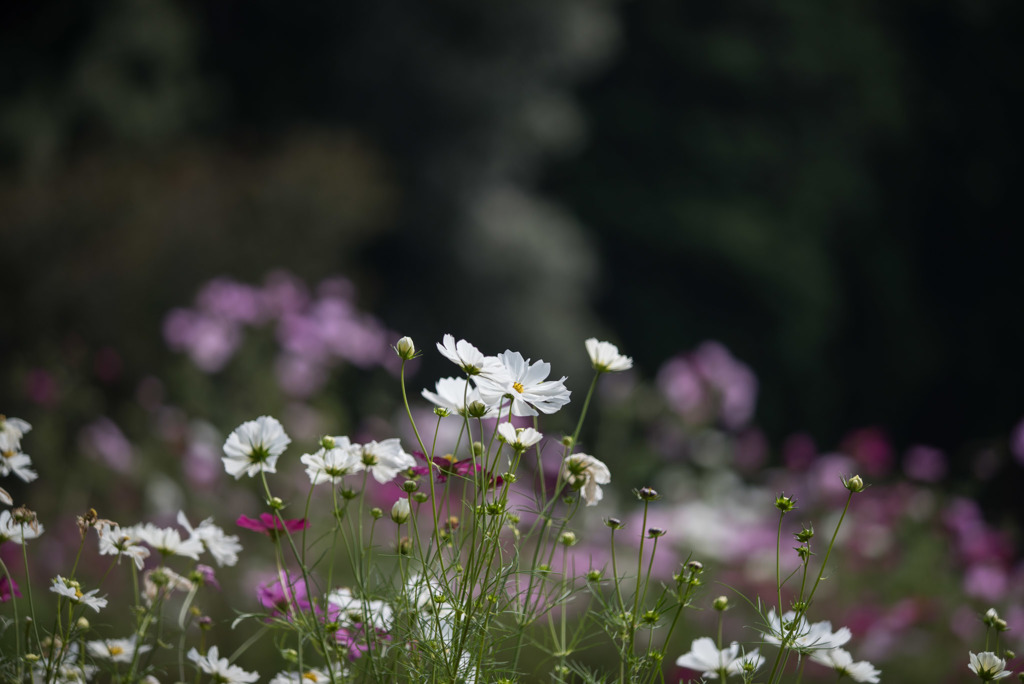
[74,588,83,599]
[303,673,319,682]
[109,646,123,656]
[512,382,524,394]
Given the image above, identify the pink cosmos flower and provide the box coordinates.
[0,575,20,602]
[236,513,309,537]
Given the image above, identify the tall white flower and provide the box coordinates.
[422,377,498,417]
[436,335,493,376]
[0,451,37,483]
[49,575,108,612]
[0,416,31,453]
[301,437,364,485]
[762,610,851,654]
[475,350,571,417]
[559,453,611,506]
[96,522,150,570]
[968,651,1012,681]
[0,509,43,544]
[585,338,633,373]
[497,422,543,451]
[810,648,881,682]
[222,415,291,479]
[328,587,394,631]
[270,666,347,684]
[177,511,242,567]
[676,637,764,678]
[187,645,259,684]
[86,634,151,663]
[359,438,415,484]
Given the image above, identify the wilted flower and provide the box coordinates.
[810,648,881,682]
[187,645,259,684]
[676,637,764,678]
[222,415,291,479]
[560,453,611,506]
[475,350,571,417]
[585,338,633,373]
[0,509,44,544]
[49,576,108,612]
[968,651,1012,681]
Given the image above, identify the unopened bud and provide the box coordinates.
[370,507,383,520]
[391,498,411,525]
[395,336,416,360]
[635,487,660,501]
[467,401,488,418]
[605,517,625,530]
[561,435,575,448]
[586,569,602,583]
[774,494,796,513]
[558,531,577,546]
[268,497,285,511]
[472,441,484,457]
[75,617,90,630]
[401,480,419,493]
[413,492,429,503]
[320,435,336,449]
[713,596,729,611]
[843,474,866,493]
[647,527,667,539]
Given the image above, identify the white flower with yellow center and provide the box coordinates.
[222,415,291,479]
[559,453,611,506]
[269,667,348,684]
[96,522,150,570]
[301,437,364,485]
[86,635,150,663]
[585,338,633,373]
[49,575,108,612]
[0,450,37,483]
[475,350,571,417]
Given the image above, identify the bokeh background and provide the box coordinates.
[2,1,1023,681]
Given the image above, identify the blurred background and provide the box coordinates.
[1,1,1023,680]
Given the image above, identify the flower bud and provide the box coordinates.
[647,527,667,539]
[635,487,660,501]
[467,401,489,418]
[774,494,796,513]
[604,517,625,530]
[413,492,429,503]
[472,441,484,457]
[434,407,452,418]
[561,435,575,448]
[795,526,814,543]
[320,435,336,449]
[401,479,419,493]
[686,560,704,574]
[713,595,729,611]
[391,498,411,524]
[370,507,383,520]
[395,336,416,360]
[75,617,90,630]
[586,569,602,583]
[268,497,285,511]
[843,474,866,493]
[558,531,578,546]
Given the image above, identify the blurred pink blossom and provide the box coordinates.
[657,342,757,430]
[903,445,947,482]
[79,418,133,473]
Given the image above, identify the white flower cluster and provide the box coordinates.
[93,510,241,572]
[301,436,415,486]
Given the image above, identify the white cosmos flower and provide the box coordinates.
[0,416,31,453]
[49,575,108,612]
[810,648,880,682]
[187,645,259,684]
[86,634,151,663]
[301,437,364,485]
[0,509,43,544]
[676,637,764,678]
[436,334,505,377]
[96,522,150,570]
[359,438,415,484]
[0,451,38,483]
[135,523,204,560]
[176,511,242,567]
[328,587,394,631]
[475,350,571,417]
[32,643,97,683]
[222,415,291,479]
[422,377,499,417]
[968,651,1012,681]
[585,338,633,373]
[762,610,851,654]
[497,422,543,451]
[270,666,347,684]
[559,453,611,506]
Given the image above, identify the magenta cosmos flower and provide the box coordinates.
[236,513,309,537]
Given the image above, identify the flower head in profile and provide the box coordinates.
[809,648,880,682]
[135,522,205,560]
[676,637,764,678]
[475,350,571,417]
[0,451,38,483]
[237,513,310,537]
[301,437,363,485]
[187,645,259,684]
[0,415,31,453]
[422,377,498,418]
[437,334,493,376]
[585,338,633,373]
[560,453,611,506]
[0,509,44,544]
[86,635,151,663]
[762,610,851,654]
[177,511,243,567]
[96,522,150,570]
[222,415,291,479]
[50,576,108,612]
[359,438,416,484]
[497,422,544,451]
[968,651,1012,681]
